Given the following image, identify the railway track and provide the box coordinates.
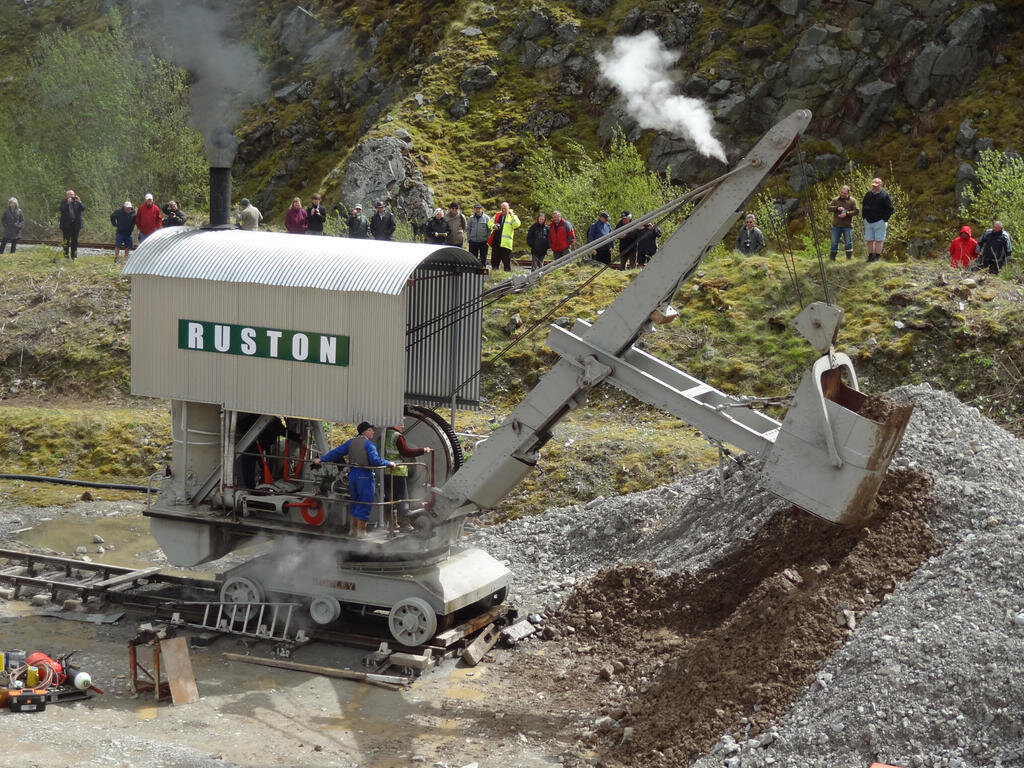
[18,238,628,270]
[0,548,510,655]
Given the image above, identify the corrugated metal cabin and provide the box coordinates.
[122,227,484,426]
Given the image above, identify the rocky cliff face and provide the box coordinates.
[230,0,1017,231]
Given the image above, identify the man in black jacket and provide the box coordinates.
[110,201,136,261]
[59,189,85,259]
[424,207,450,244]
[635,221,662,266]
[616,211,642,269]
[347,204,370,238]
[306,193,327,235]
[162,200,186,227]
[862,177,894,262]
[973,221,1012,275]
[370,201,396,241]
[526,212,550,270]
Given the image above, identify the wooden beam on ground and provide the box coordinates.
[92,567,163,589]
[222,652,410,689]
[461,623,500,666]
[388,651,435,672]
[434,604,509,646]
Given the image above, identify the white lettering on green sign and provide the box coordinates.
[178,320,349,366]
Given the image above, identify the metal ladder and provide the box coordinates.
[169,601,308,644]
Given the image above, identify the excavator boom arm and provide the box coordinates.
[434,111,812,518]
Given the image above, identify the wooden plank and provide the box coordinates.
[462,623,500,666]
[222,652,410,689]
[159,637,199,705]
[434,604,509,646]
[92,567,163,589]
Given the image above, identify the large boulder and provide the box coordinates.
[903,4,999,108]
[460,64,499,92]
[276,6,321,56]
[855,80,897,131]
[787,42,844,88]
[340,136,435,225]
[954,162,979,209]
[525,109,571,138]
[307,28,358,67]
[648,134,728,183]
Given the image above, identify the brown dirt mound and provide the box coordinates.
[552,468,941,767]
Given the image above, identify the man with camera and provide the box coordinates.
[827,185,859,261]
[735,213,765,256]
[59,189,85,260]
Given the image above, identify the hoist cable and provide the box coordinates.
[795,137,832,306]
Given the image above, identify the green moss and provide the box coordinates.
[0,404,170,505]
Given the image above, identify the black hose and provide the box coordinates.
[0,474,149,492]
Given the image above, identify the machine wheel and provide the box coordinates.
[220,576,265,604]
[309,596,342,625]
[403,406,464,490]
[388,597,438,646]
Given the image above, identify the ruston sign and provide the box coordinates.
[178,319,349,367]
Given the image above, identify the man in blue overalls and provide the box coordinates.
[313,422,395,538]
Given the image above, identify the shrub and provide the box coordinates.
[959,148,1024,247]
[522,129,684,246]
[0,11,206,238]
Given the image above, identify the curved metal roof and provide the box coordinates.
[121,227,481,295]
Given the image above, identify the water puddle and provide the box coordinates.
[17,511,158,569]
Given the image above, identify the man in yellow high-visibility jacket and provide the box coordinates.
[383,424,432,532]
[489,201,520,271]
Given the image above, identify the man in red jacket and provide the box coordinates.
[949,225,977,269]
[136,193,163,242]
[548,210,575,257]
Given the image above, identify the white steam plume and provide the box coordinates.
[595,31,727,163]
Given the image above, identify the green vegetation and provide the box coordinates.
[0,248,130,399]
[523,130,684,237]
[0,11,207,237]
[0,404,168,505]
[960,148,1024,249]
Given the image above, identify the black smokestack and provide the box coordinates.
[207,125,237,228]
[209,167,232,228]
[142,1,268,224]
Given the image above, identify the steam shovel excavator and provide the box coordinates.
[130,110,912,645]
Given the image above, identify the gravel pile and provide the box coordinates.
[472,384,1024,768]
[465,459,782,613]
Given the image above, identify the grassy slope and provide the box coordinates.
[1,241,1019,513]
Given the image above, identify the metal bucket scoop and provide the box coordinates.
[761,304,913,526]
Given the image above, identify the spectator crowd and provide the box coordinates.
[0,178,1010,276]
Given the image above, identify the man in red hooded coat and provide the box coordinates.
[949,225,977,268]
